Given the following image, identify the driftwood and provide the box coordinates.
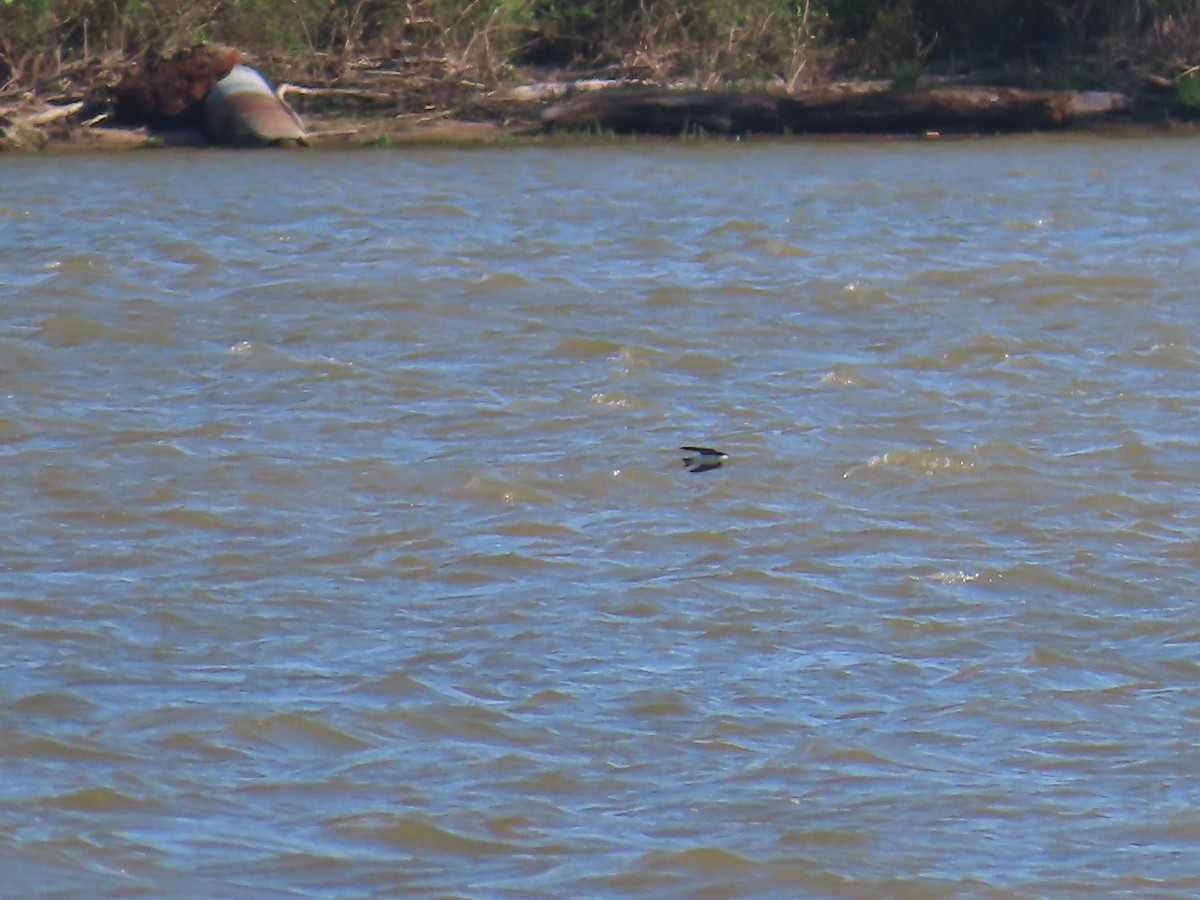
[544,88,780,135]
[0,100,85,150]
[783,86,1127,132]
[276,84,394,108]
[18,101,85,127]
[543,85,1129,135]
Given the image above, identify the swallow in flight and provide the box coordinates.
[680,446,728,473]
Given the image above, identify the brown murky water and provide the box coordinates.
[4,138,1200,896]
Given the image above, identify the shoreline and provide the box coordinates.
[3,57,1197,152]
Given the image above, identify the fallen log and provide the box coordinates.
[544,87,781,135]
[543,85,1129,135]
[781,86,1127,133]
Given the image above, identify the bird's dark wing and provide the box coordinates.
[680,446,727,473]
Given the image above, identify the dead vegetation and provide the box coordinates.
[4,0,1200,149]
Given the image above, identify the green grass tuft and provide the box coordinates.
[1178,74,1200,109]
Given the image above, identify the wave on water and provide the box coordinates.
[5,140,1200,896]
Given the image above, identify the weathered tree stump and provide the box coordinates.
[114,44,242,127]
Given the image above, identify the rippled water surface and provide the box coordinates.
[5,138,1200,896]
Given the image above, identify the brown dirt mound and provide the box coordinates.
[114,44,241,127]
